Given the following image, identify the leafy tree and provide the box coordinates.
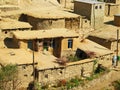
[0,64,20,90]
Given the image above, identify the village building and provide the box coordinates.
[88,28,120,55]
[104,0,120,4]
[20,9,80,31]
[0,18,32,48]
[101,0,120,16]
[0,0,116,89]
[0,48,59,89]
[57,0,74,9]
[34,39,113,87]
[12,28,79,58]
[105,3,120,16]
[74,0,105,29]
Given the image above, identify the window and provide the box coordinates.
[43,42,48,51]
[95,6,98,9]
[5,31,8,34]
[99,5,102,9]
[68,39,73,48]
[51,39,55,48]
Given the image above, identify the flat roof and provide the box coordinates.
[74,0,104,4]
[114,14,120,16]
[0,49,60,69]
[25,9,80,19]
[0,18,32,30]
[77,39,113,57]
[89,26,120,41]
[0,49,36,65]
[13,28,79,40]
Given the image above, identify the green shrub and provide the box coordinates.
[67,55,79,62]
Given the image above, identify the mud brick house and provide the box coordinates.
[105,3,120,16]
[12,28,79,57]
[74,0,105,29]
[20,9,80,31]
[88,29,120,55]
[103,0,120,16]
[0,18,32,48]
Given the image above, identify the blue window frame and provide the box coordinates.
[68,39,73,48]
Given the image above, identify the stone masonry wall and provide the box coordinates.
[38,59,94,86]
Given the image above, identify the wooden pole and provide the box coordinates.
[116,29,119,66]
[32,40,35,90]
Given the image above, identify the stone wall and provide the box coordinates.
[27,16,65,30]
[17,65,33,89]
[97,54,113,67]
[27,16,80,30]
[37,59,94,86]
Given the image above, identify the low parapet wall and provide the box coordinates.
[37,59,94,86]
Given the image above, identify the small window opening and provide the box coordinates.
[45,74,48,78]
[85,20,87,23]
[95,6,98,9]
[5,31,8,34]
[68,39,73,48]
[99,5,102,9]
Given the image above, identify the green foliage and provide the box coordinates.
[118,56,120,61]
[112,80,120,90]
[67,55,79,62]
[0,64,18,90]
[93,60,98,65]
[66,78,84,90]
[35,82,43,90]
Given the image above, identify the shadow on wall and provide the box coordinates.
[75,48,89,60]
[104,20,114,25]
[19,14,28,22]
[4,38,19,48]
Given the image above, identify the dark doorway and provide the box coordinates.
[75,48,89,60]
[4,38,19,48]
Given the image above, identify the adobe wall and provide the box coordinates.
[97,54,113,67]
[37,59,94,86]
[88,36,120,55]
[65,18,80,30]
[106,4,120,16]
[0,29,30,49]
[27,16,65,30]
[111,41,120,55]
[61,38,78,57]
[17,65,33,89]
[58,0,74,9]
[0,30,18,48]
[74,2,91,20]
[88,36,112,49]
[91,3,105,29]
[27,16,80,30]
